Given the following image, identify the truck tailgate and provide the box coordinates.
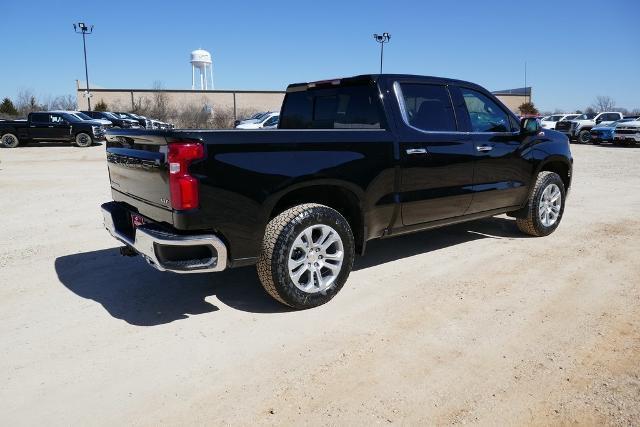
[105,131,171,211]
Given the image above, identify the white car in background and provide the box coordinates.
[614,117,640,144]
[236,112,279,129]
[540,113,580,130]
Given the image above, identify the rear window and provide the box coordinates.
[280,84,384,129]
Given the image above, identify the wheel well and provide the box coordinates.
[270,185,364,253]
[541,161,571,190]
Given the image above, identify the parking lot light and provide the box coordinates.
[73,22,94,110]
[373,32,391,74]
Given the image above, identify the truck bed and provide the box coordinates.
[105,128,397,263]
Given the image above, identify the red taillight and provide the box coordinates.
[168,142,204,210]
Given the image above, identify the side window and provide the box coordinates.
[460,88,509,133]
[31,113,48,123]
[398,83,457,132]
[50,114,63,124]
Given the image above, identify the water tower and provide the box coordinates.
[191,49,214,90]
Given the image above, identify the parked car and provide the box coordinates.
[613,117,640,145]
[81,111,140,129]
[540,114,580,130]
[100,74,572,309]
[590,118,637,144]
[0,111,105,148]
[234,111,270,127]
[236,112,280,129]
[555,111,623,143]
[113,112,151,129]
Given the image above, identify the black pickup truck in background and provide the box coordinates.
[0,111,106,148]
[101,74,573,309]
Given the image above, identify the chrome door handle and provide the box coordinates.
[476,145,493,152]
[406,148,427,155]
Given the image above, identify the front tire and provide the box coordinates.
[257,204,355,309]
[516,171,566,237]
[578,129,591,144]
[75,132,93,148]
[1,133,20,148]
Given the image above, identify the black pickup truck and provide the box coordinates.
[0,111,106,148]
[101,74,572,309]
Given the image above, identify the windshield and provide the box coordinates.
[575,113,596,120]
[74,112,93,120]
[61,113,81,123]
[100,112,118,119]
[260,114,278,123]
[563,114,579,120]
[254,112,271,121]
[609,119,633,126]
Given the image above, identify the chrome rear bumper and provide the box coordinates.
[101,203,227,273]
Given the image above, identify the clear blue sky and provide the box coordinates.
[1,0,638,112]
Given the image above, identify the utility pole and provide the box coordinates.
[524,61,528,104]
[373,33,391,74]
[74,22,94,110]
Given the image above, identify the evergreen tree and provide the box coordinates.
[0,97,19,115]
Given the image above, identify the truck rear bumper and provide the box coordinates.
[101,202,228,274]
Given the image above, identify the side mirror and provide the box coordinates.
[521,117,540,134]
[595,117,603,124]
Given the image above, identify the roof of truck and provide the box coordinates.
[286,74,484,92]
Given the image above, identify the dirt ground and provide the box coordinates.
[1,142,639,426]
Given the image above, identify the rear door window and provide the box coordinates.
[396,83,457,132]
[31,113,48,123]
[460,88,510,133]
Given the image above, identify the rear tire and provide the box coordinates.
[75,132,93,148]
[1,133,20,148]
[516,171,566,237]
[257,203,355,309]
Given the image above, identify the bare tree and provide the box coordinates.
[632,108,640,115]
[177,104,212,129]
[50,95,77,110]
[15,88,41,115]
[151,81,170,121]
[211,106,235,129]
[592,96,615,112]
[131,96,152,115]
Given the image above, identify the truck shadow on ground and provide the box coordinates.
[55,216,523,326]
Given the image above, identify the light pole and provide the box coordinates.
[373,32,391,74]
[73,22,94,110]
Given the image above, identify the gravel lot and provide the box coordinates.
[1,142,639,425]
